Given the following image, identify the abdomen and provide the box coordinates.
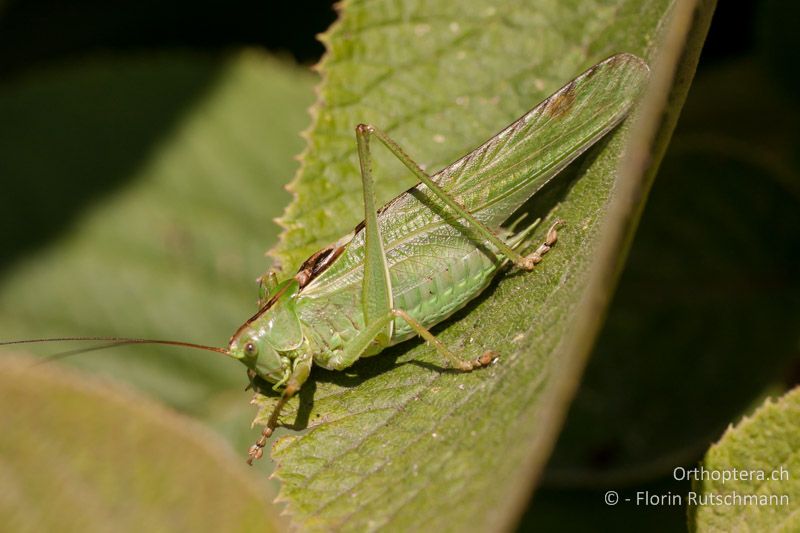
[390,245,500,343]
[296,243,501,361]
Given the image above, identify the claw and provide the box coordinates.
[247,444,264,465]
[477,350,498,367]
[545,219,565,246]
[519,219,565,270]
[246,426,274,465]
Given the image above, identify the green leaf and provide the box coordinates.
[689,387,800,532]
[0,51,315,455]
[263,0,716,530]
[0,355,283,532]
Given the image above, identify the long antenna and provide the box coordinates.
[0,336,232,357]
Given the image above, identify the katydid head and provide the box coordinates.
[228,278,304,388]
[228,330,290,386]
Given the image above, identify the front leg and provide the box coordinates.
[247,353,312,464]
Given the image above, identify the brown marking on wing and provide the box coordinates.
[230,244,345,343]
[543,81,577,119]
[294,243,346,289]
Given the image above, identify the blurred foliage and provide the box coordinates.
[0,356,283,532]
[0,54,219,270]
[690,387,800,531]
[0,51,314,457]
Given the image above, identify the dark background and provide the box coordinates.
[0,0,337,75]
[0,1,764,74]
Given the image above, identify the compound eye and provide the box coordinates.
[244,342,258,358]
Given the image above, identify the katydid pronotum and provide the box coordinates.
[1,53,649,464]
